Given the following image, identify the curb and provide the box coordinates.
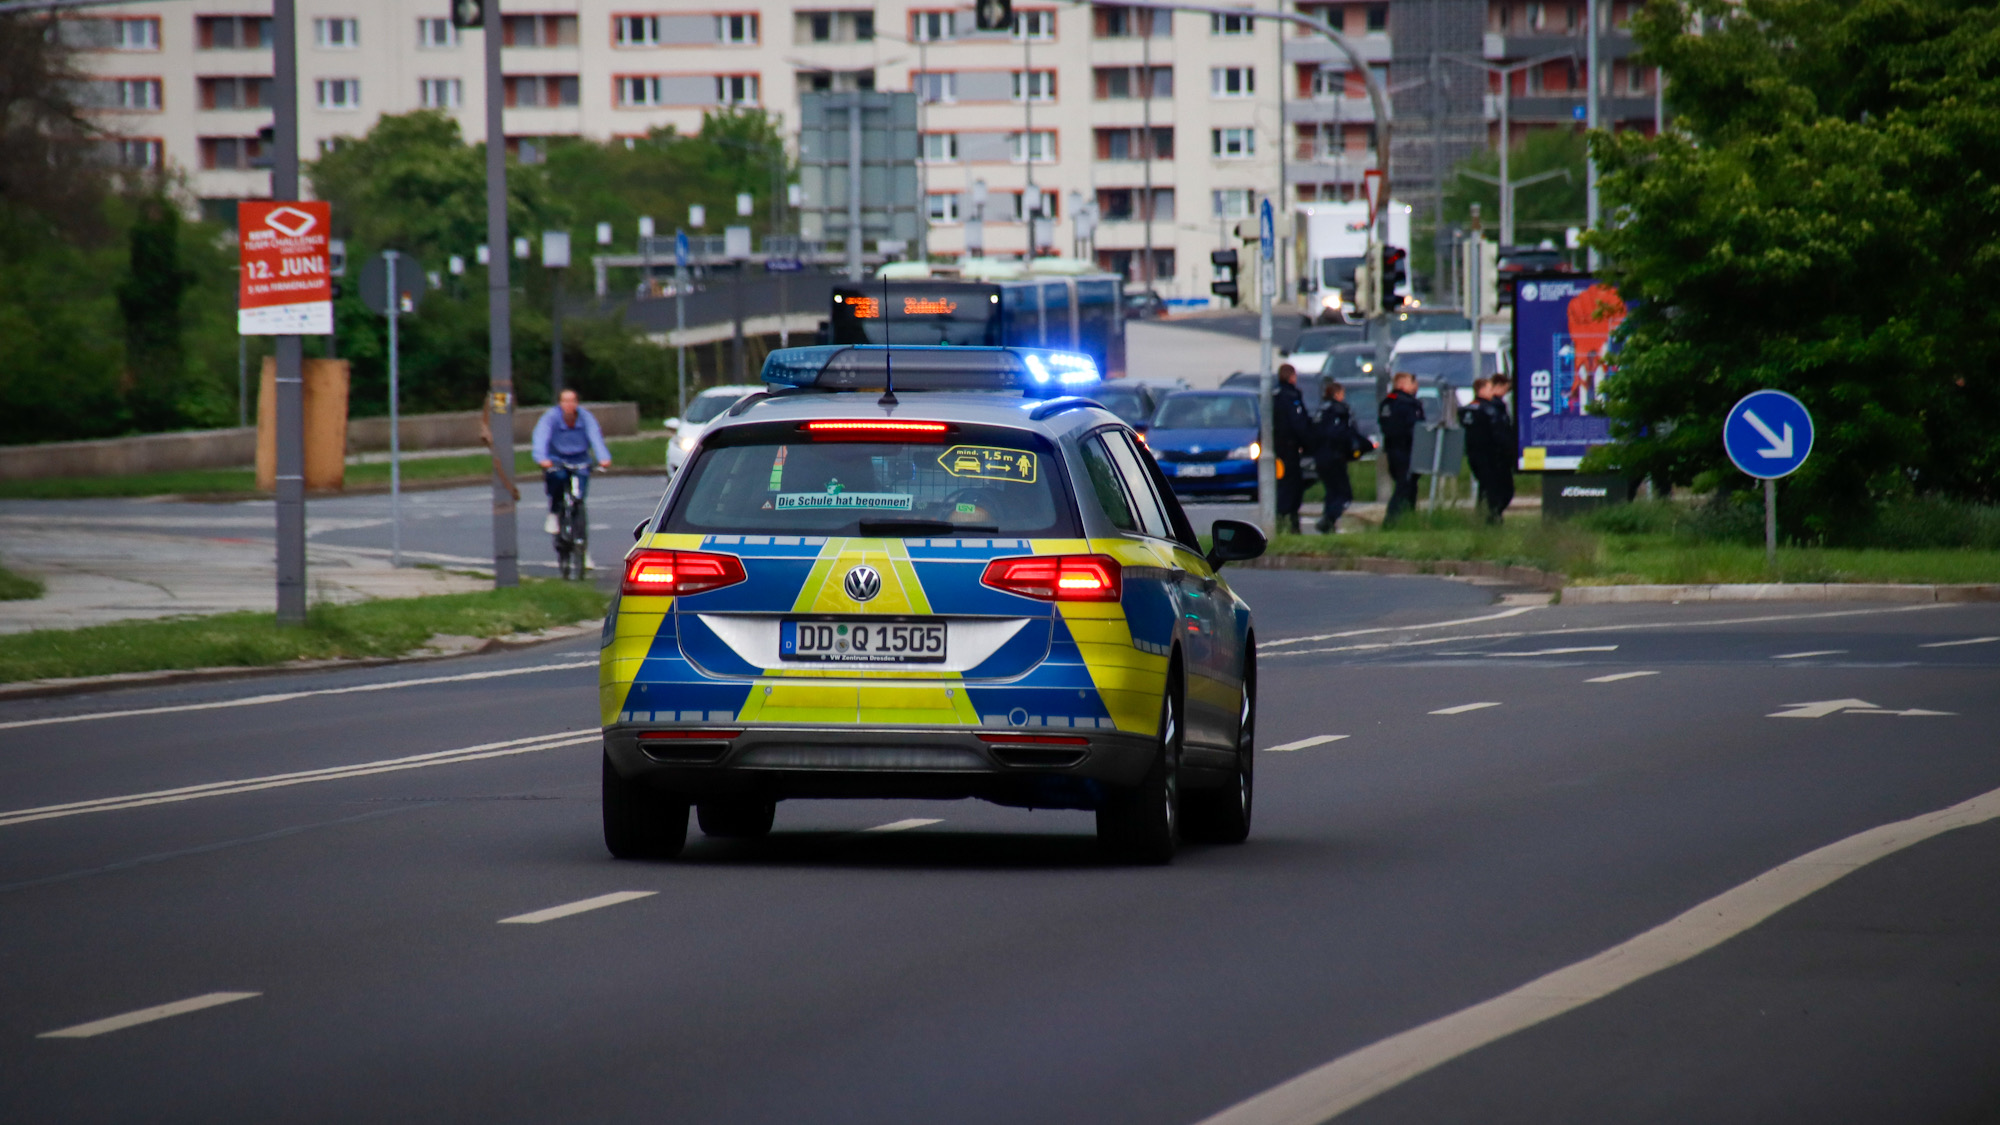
[1560,583,2000,605]
[1248,554,1564,590]
[0,622,601,704]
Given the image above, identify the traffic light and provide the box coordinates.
[1380,246,1407,311]
[973,0,1013,32]
[1210,248,1240,306]
[451,0,485,30]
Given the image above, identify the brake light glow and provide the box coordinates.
[802,420,952,441]
[979,555,1122,602]
[621,549,748,597]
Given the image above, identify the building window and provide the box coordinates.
[1094,127,1173,161]
[1212,189,1254,218]
[1212,67,1255,97]
[1212,128,1255,158]
[1094,8,1169,37]
[317,137,350,156]
[198,76,273,110]
[1527,2,1549,30]
[1010,130,1056,163]
[113,137,163,167]
[313,18,358,48]
[912,11,955,42]
[111,78,163,110]
[808,13,833,41]
[927,192,960,222]
[615,16,658,46]
[1309,67,1344,98]
[503,15,578,47]
[199,135,263,169]
[102,18,160,50]
[197,16,271,49]
[617,76,662,106]
[1095,65,1171,99]
[914,71,956,103]
[1012,70,1055,102]
[717,13,759,43]
[417,18,458,48]
[1013,10,1054,39]
[1626,63,1649,94]
[1098,187,1174,221]
[715,74,759,104]
[1366,4,1388,31]
[315,78,360,109]
[920,132,958,162]
[419,78,463,108]
[1211,11,1255,35]
[506,75,580,108]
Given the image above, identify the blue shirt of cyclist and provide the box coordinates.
[532,401,612,467]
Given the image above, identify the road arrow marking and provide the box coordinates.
[1742,410,1794,459]
[1842,708,1957,717]
[862,818,941,833]
[1773,650,1846,659]
[1265,735,1350,752]
[1767,699,1954,718]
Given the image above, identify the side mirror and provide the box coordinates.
[1206,519,1267,569]
[663,417,681,430]
[631,518,651,542]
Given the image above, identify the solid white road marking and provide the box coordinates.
[863,818,942,833]
[1194,781,2000,1125]
[1585,671,1659,683]
[1429,702,1501,716]
[1919,636,2000,648]
[1486,646,1618,658]
[38,992,259,1039]
[1259,607,1541,649]
[0,732,595,829]
[1772,650,1846,659]
[499,891,656,925]
[1265,735,1350,753]
[0,661,598,732]
[1260,604,1943,660]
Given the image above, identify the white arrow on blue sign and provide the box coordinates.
[674,230,689,270]
[1723,389,1814,479]
[1259,198,1275,262]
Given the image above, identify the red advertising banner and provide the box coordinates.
[238,201,332,335]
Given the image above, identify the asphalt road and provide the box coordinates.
[3,571,1997,1123]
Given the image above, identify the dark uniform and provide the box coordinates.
[1273,378,1315,534]
[1311,395,1371,531]
[1463,395,1495,520]
[1378,385,1426,520]
[1483,390,1518,520]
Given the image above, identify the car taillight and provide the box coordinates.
[979,555,1122,602]
[621,549,747,597]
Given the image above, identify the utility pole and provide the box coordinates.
[1256,197,1278,537]
[1586,0,1601,269]
[385,249,403,568]
[480,0,518,588]
[1021,12,1035,254]
[271,0,306,624]
[1141,17,1154,289]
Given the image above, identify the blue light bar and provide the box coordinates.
[758,346,1100,395]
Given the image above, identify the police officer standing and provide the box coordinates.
[1312,380,1372,532]
[1378,371,1426,522]
[1482,373,1518,521]
[1273,363,1315,534]
[1463,376,1495,518]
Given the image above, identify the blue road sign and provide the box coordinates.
[1724,390,1814,479]
[764,257,804,273]
[1259,198,1275,261]
[674,230,689,271]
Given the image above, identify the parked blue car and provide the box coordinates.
[1144,391,1263,500]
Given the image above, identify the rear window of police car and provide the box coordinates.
[666,423,1080,537]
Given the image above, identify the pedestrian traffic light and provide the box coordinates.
[1380,246,1407,312]
[1210,248,1240,306]
[451,0,485,30]
[973,0,1013,32]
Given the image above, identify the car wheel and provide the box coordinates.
[602,750,689,859]
[1097,677,1181,864]
[697,798,776,839]
[1184,672,1254,844]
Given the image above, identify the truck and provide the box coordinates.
[1294,200,1412,325]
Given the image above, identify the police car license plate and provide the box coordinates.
[781,618,947,663]
[1178,464,1217,477]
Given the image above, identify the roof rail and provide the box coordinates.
[725,391,772,417]
[1028,396,1104,422]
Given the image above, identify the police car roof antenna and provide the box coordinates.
[877,271,899,408]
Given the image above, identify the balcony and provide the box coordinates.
[1287,150,1376,181]
[1286,95,1378,124]
[1483,31,1634,61]
[1488,93,1658,123]
[1282,35,1392,66]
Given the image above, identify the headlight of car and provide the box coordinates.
[678,432,698,451]
[1228,442,1261,460]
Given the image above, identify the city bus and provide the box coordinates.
[828,271,1126,380]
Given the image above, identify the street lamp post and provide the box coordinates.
[480,0,519,588]
[1443,51,1576,249]
[1586,0,1602,269]
[542,230,570,399]
[271,0,306,623]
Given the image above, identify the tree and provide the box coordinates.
[1442,127,1588,247]
[116,194,192,430]
[1592,0,2000,538]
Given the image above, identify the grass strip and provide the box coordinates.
[1271,507,2000,586]
[0,580,608,684]
[0,564,45,602]
[0,435,670,500]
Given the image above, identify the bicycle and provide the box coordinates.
[550,459,591,579]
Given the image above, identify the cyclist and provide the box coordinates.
[532,388,612,536]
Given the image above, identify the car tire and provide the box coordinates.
[602,750,689,860]
[1097,678,1182,865]
[1184,670,1254,845]
[697,798,776,839]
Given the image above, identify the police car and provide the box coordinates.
[601,345,1266,864]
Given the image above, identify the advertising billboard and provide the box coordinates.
[238,201,333,335]
[1512,275,1627,471]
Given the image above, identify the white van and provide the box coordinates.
[1388,330,1508,409]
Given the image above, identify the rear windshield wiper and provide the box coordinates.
[858,519,1000,536]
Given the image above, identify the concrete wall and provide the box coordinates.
[0,403,640,482]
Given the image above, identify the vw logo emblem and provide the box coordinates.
[843,565,882,602]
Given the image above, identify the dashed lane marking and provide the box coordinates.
[1486,646,1618,658]
[38,992,259,1040]
[1193,781,2000,1125]
[1265,735,1350,752]
[1773,650,1846,659]
[1585,671,1660,683]
[1259,607,1541,649]
[0,732,595,829]
[500,891,656,925]
[1429,702,1502,716]
[0,661,598,732]
[1919,636,2000,648]
[862,818,943,833]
